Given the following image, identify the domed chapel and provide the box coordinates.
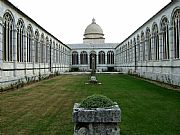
[68,18,117,71]
[0,0,180,87]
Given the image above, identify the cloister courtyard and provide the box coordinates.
[0,74,180,135]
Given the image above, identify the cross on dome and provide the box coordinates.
[92,18,96,24]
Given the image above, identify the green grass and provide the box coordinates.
[0,74,180,135]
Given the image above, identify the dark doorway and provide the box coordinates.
[90,53,96,69]
[108,67,114,72]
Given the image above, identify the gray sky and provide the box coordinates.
[9,0,171,44]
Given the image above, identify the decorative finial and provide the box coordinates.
[92,18,96,24]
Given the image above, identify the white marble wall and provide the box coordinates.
[115,1,180,86]
[0,0,70,88]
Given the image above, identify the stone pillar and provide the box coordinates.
[31,37,35,75]
[60,50,62,71]
[87,52,90,69]
[151,36,154,61]
[0,20,3,78]
[64,51,66,71]
[159,32,163,61]
[43,43,45,73]
[159,32,163,76]
[140,41,143,75]
[23,32,27,76]
[105,53,107,65]
[134,43,137,72]
[38,41,41,74]
[49,43,52,73]
[78,51,80,66]
[58,49,60,71]
[169,25,174,83]
[144,39,147,61]
[62,51,64,72]
[151,36,154,74]
[169,25,174,61]
[13,28,17,77]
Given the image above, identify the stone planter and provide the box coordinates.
[72,103,121,135]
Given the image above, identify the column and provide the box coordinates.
[151,36,155,74]
[0,20,3,78]
[145,39,148,61]
[169,25,174,61]
[13,28,17,77]
[38,41,41,74]
[60,50,62,71]
[31,37,35,75]
[169,25,174,82]
[23,32,27,76]
[105,52,107,65]
[134,43,137,71]
[151,36,154,61]
[87,52,90,69]
[43,41,47,74]
[50,43,53,73]
[151,35,156,60]
[159,32,163,76]
[96,51,98,69]
[78,51,80,66]
[140,41,143,75]
[159,32,163,61]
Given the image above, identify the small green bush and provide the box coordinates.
[79,94,115,109]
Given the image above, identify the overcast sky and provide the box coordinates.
[9,0,171,44]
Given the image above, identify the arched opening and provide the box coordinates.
[107,51,114,64]
[173,9,180,59]
[72,51,78,65]
[161,16,169,60]
[80,51,88,64]
[3,12,14,62]
[98,51,105,64]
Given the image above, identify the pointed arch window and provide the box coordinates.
[98,51,105,64]
[17,19,24,62]
[46,37,49,63]
[27,25,33,62]
[80,51,88,64]
[59,45,61,63]
[40,34,45,63]
[56,44,59,63]
[3,12,13,62]
[35,30,39,63]
[161,17,169,60]
[133,38,136,62]
[141,31,146,61]
[173,9,180,59]
[152,24,159,60]
[72,51,78,65]
[125,44,127,63]
[130,40,133,62]
[137,35,140,61]
[53,42,55,63]
[146,28,152,60]
[127,42,130,62]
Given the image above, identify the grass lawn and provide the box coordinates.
[0,74,180,135]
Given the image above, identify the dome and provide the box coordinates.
[84,18,104,36]
[83,18,105,44]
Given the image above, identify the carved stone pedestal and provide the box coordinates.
[72,103,121,135]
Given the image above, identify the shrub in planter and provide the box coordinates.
[79,94,115,109]
[73,94,121,135]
